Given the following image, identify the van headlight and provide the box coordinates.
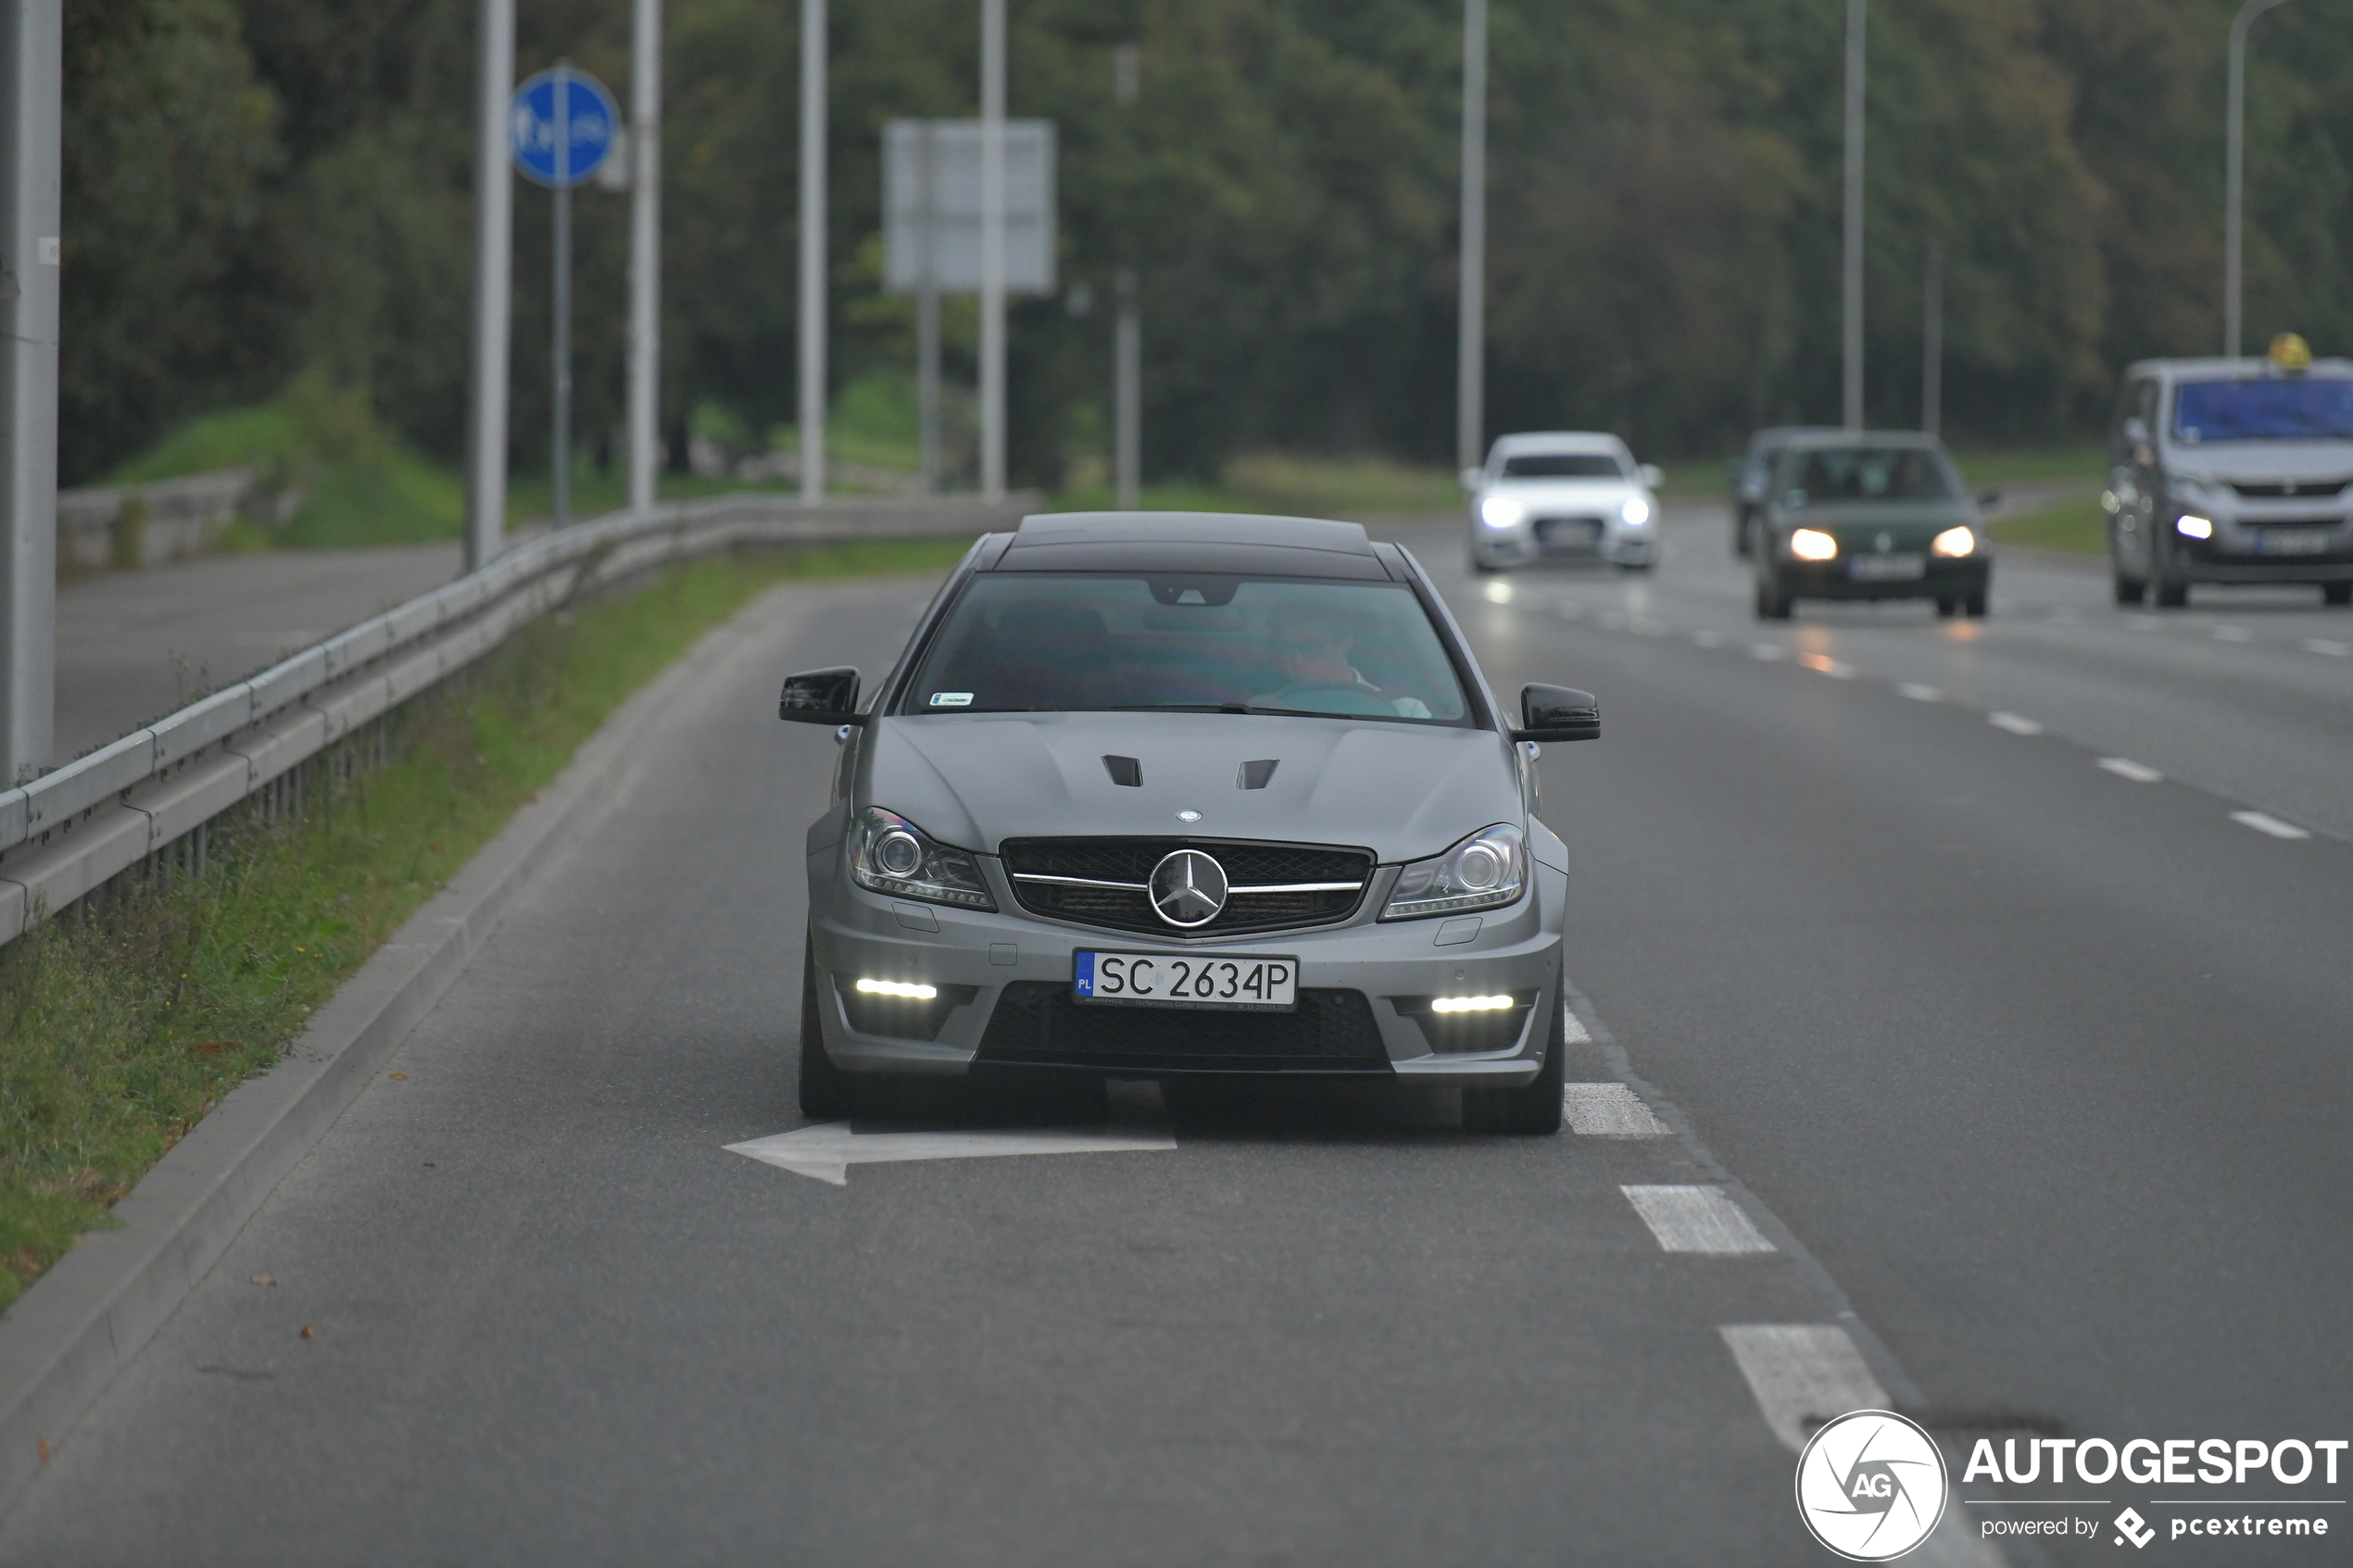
[1480,496,1528,529]
[1380,823,1527,921]
[849,807,996,909]
[1931,525,1977,558]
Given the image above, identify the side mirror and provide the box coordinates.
[779,666,864,724]
[2120,417,2150,448]
[1638,463,1664,489]
[1460,466,1483,494]
[1513,684,1599,743]
[1976,488,2002,510]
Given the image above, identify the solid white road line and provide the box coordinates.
[1898,683,1942,702]
[726,1122,1177,1185]
[2097,758,2164,784]
[1987,712,2044,735]
[1563,1084,1670,1137]
[2304,638,2351,657]
[1719,1323,1885,1452]
[2231,810,2311,840]
[1620,1185,1776,1254]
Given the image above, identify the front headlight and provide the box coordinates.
[1931,525,1977,558]
[2176,514,2214,539]
[1790,527,1839,561]
[1619,496,1652,527]
[849,807,996,909]
[1480,495,1528,529]
[1380,823,1527,921]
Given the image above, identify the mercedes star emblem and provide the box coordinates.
[1150,848,1229,928]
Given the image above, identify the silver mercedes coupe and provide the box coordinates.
[777,512,1598,1133]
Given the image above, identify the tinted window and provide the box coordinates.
[1500,453,1625,479]
[2172,378,2353,442]
[902,574,1470,724]
[1778,447,1955,502]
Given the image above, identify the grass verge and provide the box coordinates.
[0,535,972,1312]
[1992,495,2108,554]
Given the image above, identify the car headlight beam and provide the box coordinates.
[1380,823,1528,921]
[1790,528,1839,561]
[2176,514,2214,539]
[1931,525,1977,558]
[1479,495,1528,529]
[1619,496,1652,527]
[849,807,997,909]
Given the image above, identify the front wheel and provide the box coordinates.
[2113,573,2146,606]
[1464,972,1567,1135]
[2324,582,2352,607]
[1754,565,1793,621]
[798,936,856,1119]
[1963,591,1989,618]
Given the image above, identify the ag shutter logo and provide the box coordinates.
[1796,1410,1949,1561]
[2114,1507,2156,1548]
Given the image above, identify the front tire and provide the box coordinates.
[1963,591,1989,618]
[1754,561,1793,621]
[1465,970,1567,1135]
[2324,583,2352,607]
[798,936,856,1119]
[2150,533,2189,608]
[2113,573,2146,606]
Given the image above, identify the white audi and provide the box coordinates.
[1466,431,1662,573]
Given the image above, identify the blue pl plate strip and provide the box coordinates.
[1073,951,1096,997]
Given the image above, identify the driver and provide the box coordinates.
[1253,606,1432,718]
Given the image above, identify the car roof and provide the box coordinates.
[1772,429,1948,454]
[1491,431,1628,455]
[2125,357,2353,381]
[995,511,1391,579]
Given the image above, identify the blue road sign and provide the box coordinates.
[510,66,619,189]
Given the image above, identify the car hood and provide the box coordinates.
[2162,440,2353,484]
[1774,497,1976,544]
[862,711,1523,864]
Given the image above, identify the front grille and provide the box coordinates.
[1535,517,1604,550]
[975,982,1390,1073]
[1000,837,1372,936]
[2239,515,2343,529]
[2231,480,2348,498]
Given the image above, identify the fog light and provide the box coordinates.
[1429,994,1516,1013]
[2177,514,2214,539]
[1790,528,1838,561]
[1931,525,1977,558]
[856,978,937,999]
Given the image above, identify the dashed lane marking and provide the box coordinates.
[1898,683,1943,702]
[2210,625,2252,642]
[2097,757,2164,784]
[2305,638,2351,657]
[1798,652,1856,678]
[1987,712,2044,735]
[1563,1084,1670,1137]
[1561,1006,1591,1044]
[1719,1323,1884,1452]
[2232,810,2311,840]
[1621,1185,1776,1254]
[1749,643,1787,661]
[1692,630,1724,648]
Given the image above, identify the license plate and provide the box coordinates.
[1074,951,1297,1010]
[1847,554,1926,581]
[2254,530,2332,555]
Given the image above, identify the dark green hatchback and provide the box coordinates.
[1749,433,1992,620]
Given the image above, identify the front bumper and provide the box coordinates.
[1470,515,1655,569]
[2163,512,2353,582]
[808,853,1567,1087]
[1775,555,1989,601]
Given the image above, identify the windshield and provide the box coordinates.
[901,573,1471,723]
[1778,446,1955,503]
[2171,377,2353,443]
[1500,452,1624,480]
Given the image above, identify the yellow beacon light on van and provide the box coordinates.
[2270,333,2313,373]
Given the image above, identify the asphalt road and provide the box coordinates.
[5,510,2348,1565]
[57,542,462,760]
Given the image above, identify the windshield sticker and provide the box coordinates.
[928,692,974,708]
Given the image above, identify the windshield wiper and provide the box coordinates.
[1106,702,1283,715]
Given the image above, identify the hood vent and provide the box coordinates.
[1237,759,1279,790]
[1101,755,1143,788]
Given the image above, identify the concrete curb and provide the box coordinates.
[0,584,784,1512]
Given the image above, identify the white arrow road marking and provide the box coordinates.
[726,1122,1176,1186]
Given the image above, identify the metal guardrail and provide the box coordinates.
[0,490,1030,947]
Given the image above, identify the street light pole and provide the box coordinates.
[550,61,573,530]
[0,0,57,783]
[1455,0,1488,475]
[1842,0,1865,431]
[463,0,514,572]
[625,0,661,516]
[2225,0,2294,359]
[1113,43,1139,511]
[798,0,826,503]
[979,0,1007,503]
[1921,241,1943,438]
